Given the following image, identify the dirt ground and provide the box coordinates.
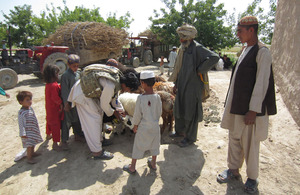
[0,64,299,195]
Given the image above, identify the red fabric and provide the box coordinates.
[46,123,61,142]
[45,82,62,141]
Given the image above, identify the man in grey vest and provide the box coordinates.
[216,16,277,194]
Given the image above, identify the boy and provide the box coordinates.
[61,54,85,150]
[17,91,43,164]
[123,71,162,173]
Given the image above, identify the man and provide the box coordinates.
[60,54,85,150]
[222,55,232,69]
[168,24,219,147]
[216,16,277,194]
[168,46,177,76]
[68,59,124,160]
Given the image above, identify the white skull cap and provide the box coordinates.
[140,71,155,79]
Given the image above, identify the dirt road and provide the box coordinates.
[0,64,299,194]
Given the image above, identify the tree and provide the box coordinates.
[2,5,35,47]
[1,0,133,47]
[149,0,237,50]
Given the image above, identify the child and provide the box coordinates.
[159,56,164,75]
[123,70,162,174]
[61,54,85,150]
[43,64,63,151]
[17,91,43,164]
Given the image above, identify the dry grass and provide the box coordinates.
[43,22,129,53]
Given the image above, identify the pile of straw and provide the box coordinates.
[138,29,157,40]
[43,22,128,53]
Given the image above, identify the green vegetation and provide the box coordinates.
[150,0,237,51]
[0,0,276,50]
[0,1,133,47]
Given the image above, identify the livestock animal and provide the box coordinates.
[118,90,175,134]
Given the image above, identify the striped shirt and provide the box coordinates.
[18,107,43,147]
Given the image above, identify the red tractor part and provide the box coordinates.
[0,45,69,89]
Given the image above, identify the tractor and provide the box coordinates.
[0,43,69,89]
[120,36,171,68]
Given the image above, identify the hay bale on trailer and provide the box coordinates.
[43,22,129,67]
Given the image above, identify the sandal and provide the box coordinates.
[169,132,184,138]
[93,150,114,160]
[123,164,136,174]
[147,158,157,171]
[217,169,241,183]
[244,178,258,194]
[178,138,193,147]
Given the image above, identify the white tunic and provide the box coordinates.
[132,94,162,159]
[168,51,177,68]
[68,78,123,152]
[221,46,272,141]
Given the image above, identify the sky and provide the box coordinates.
[0,0,271,36]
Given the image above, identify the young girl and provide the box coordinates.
[123,70,162,174]
[17,91,43,164]
[43,64,63,151]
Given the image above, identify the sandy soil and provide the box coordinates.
[0,64,299,195]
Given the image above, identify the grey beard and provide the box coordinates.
[181,40,192,50]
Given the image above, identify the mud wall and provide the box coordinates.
[271,0,300,126]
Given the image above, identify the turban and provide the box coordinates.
[176,24,198,40]
[68,54,80,64]
[106,59,118,67]
[238,16,258,26]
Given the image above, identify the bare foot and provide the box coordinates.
[75,135,86,143]
[60,142,69,150]
[27,158,37,164]
[52,144,62,151]
[46,134,52,140]
[32,152,41,157]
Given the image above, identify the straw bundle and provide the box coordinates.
[43,22,129,53]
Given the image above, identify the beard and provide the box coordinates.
[180,40,192,49]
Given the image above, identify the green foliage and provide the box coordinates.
[2,5,35,47]
[0,22,8,43]
[1,0,133,47]
[150,0,237,50]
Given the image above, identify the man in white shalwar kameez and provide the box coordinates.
[68,61,124,160]
[216,16,277,194]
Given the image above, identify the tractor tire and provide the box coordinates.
[132,57,140,68]
[43,52,68,80]
[143,50,153,65]
[0,68,18,89]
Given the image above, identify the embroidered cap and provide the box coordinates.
[238,16,258,26]
[106,59,118,67]
[68,54,80,64]
[140,71,155,80]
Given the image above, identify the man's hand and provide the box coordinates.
[244,111,257,125]
[64,103,71,112]
[113,110,121,121]
[133,125,138,133]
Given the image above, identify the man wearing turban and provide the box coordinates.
[169,24,219,147]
